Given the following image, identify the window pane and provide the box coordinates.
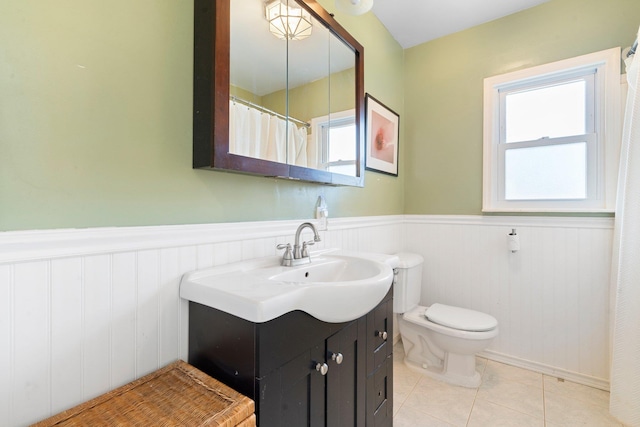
[328,164,356,175]
[505,142,587,200]
[328,124,355,162]
[325,123,356,175]
[505,80,586,143]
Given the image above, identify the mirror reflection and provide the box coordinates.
[229,0,357,176]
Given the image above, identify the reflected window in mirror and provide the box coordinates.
[310,110,356,176]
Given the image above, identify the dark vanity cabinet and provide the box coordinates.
[366,295,394,426]
[188,287,393,426]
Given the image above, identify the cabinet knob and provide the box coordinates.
[330,352,344,365]
[315,362,329,375]
[376,330,388,340]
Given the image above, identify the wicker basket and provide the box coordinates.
[31,360,255,427]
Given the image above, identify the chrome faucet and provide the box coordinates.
[294,222,321,259]
[277,222,321,266]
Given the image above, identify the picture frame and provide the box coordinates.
[365,94,399,176]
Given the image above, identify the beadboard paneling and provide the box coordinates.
[13,262,50,424]
[0,216,403,426]
[0,215,612,424]
[0,265,12,423]
[50,258,83,415]
[110,252,137,393]
[404,216,613,390]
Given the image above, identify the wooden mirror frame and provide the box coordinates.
[193,0,365,186]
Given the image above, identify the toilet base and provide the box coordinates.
[398,305,497,389]
[403,356,482,388]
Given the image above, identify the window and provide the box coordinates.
[483,48,621,212]
[310,109,357,175]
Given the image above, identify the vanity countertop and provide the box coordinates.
[180,248,398,323]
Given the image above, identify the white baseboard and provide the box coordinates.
[392,342,609,391]
[479,350,610,391]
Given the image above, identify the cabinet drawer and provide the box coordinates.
[367,296,393,374]
[366,355,393,427]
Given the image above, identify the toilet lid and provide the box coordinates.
[425,303,497,332]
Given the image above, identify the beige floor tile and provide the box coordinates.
[394,405,455,427]
[477,376,544,418]
[483,360,543,388]
[394,344,418,416]
[394,380,414,417]
[394,358,421,405]
[392,342,621,427]
[467,399,543,427]
[402,376,477,426]
[475,356,488,374]
[394,359,421,387]
[543,375,610,408]
[544,389,623,426]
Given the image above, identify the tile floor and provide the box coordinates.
[392,343,626,426]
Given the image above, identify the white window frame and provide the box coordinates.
[310,109,356,172]
[482,47,621,213]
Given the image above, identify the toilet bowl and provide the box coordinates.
[393,253,499,388]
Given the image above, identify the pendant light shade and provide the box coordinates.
[265,0,313,40]
[334,0,373,16]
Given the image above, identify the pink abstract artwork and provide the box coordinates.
[371,110,395,164]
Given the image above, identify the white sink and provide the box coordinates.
[180,249,397,323]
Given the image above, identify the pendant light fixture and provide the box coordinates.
[265,0,313,40]
[334,0,373,16]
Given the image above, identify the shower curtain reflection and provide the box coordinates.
[229,100,308,167]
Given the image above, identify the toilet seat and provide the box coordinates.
[403,306,498,340]
[425,303,497,332]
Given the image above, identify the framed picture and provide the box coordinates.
[365,94,399,176]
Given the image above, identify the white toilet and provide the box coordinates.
[394,253,499,388]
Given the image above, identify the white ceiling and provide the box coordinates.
[231,0,553,95]
[371,0,551,49]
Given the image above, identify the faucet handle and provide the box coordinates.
[277,243,293,265]
[301,240,315,258]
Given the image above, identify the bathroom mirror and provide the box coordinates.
[193,0,365,186]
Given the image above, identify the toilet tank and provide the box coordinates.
[393,252,424,314]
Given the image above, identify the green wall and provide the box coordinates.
[264,67,356,123]
[4,0,637,231]
[0,0,404,231]
[404,0,640,215]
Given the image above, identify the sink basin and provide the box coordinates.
[180,249,397,323]
[267,255,383,283]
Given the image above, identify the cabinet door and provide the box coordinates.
[258,343,326,427]
[326,319,366,427]
[188,302,257,399]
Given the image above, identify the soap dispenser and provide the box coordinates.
[316,196,329,231]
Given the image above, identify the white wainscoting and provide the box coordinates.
[0,216,403,426]
[404,215,614,390]
[0,214,614,426]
